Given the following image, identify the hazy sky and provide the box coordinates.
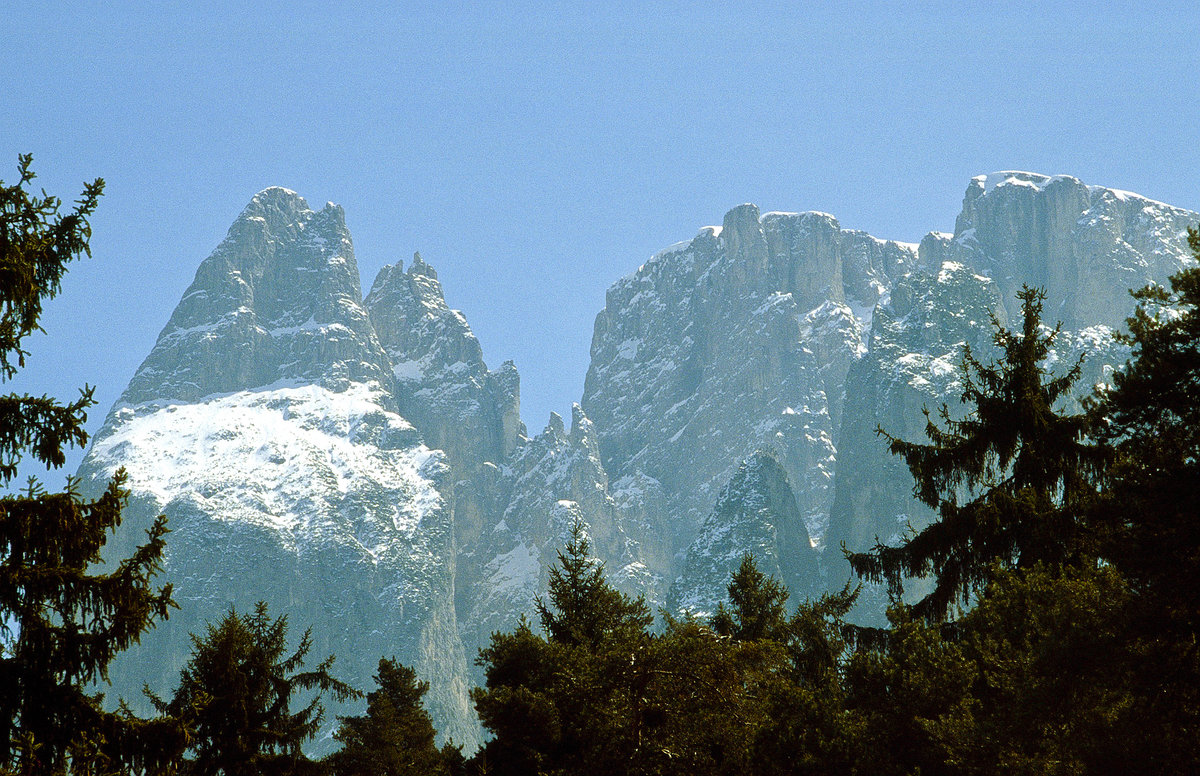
[4,1,1199,484]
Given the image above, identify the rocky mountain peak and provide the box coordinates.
[365,253,519,471]
[408,250,438,279]
[568,403,596,449]
[545,411,566,440]
[949,171,1197,329]
[117,188,388,407]
[673,449,818,615]
[365,254,484,374]
[721,203,767,260]
[83,189,481,751]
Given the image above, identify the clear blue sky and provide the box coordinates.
[4,1,1198,485]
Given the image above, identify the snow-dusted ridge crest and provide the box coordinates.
[973,170,1187,210]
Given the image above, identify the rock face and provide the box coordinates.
[673,451,818,615]
[826,173,1185,564]
[362,253,525,641]
[85,173,1195,752]
[579,204,914,602]
[120,188,391,405]
[950,172,1196,329]
[364,252,522,471]
[827,261,1009,556]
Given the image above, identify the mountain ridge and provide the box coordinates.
[82,171,1197,750]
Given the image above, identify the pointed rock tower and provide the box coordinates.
[80,189,478,751]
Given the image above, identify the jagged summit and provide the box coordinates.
[582,197,907,569]
[364,251,521,468]
[118,188,387,407]
[82,189,482,752]
[544,410,566,438]
[408,250,438,278]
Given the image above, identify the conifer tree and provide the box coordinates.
[1092,228,1200,624]
[843,604,975,776]
[1087,227,1200,769]
[473,523,653,776]
[932,563,1134,775]
[155,602,357,776]
[711,554,790,643]
[534,522,652,649]
[0,155,183,775]
[706,556,861,776]
[847,287,1106,621]
[325,658,448,776]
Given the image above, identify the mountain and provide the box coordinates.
[580,205,910,565]
[80,189,478,750]
[82,174,1196,751]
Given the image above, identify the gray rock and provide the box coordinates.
[949,172,1196,329]
[581,204,915,605]
[673,450,819,616]
[120,188,390,407]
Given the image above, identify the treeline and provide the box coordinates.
[2,159,1198,774]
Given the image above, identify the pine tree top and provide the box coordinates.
[848,286,1107,622]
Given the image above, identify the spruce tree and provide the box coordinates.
[472,523,653,776]
[706,556,860,776]
[325,658,447,776]
[711,554,790,643]
[1087,227,1200,769]
[847,287,1106,622]
[155,602,357,776]
[534,522,652,649]
[0,155,182,775]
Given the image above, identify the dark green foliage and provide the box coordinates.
[0,155,101,382]
[936,564,1135,775]
[1092,229,1200,616]
[155,602,357,776]
[838,564,1136,775]
[711,554,789,642]
[326,658,447,776]
[649,613,764,776]
[844,605,975,776]
[1085,227,1200,769]
[749,582,861,776]
[472,523,655,776]
[848,287,1106,621]
[534,522,652,649]
[474,545,868,776]
[0,156,184,775]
